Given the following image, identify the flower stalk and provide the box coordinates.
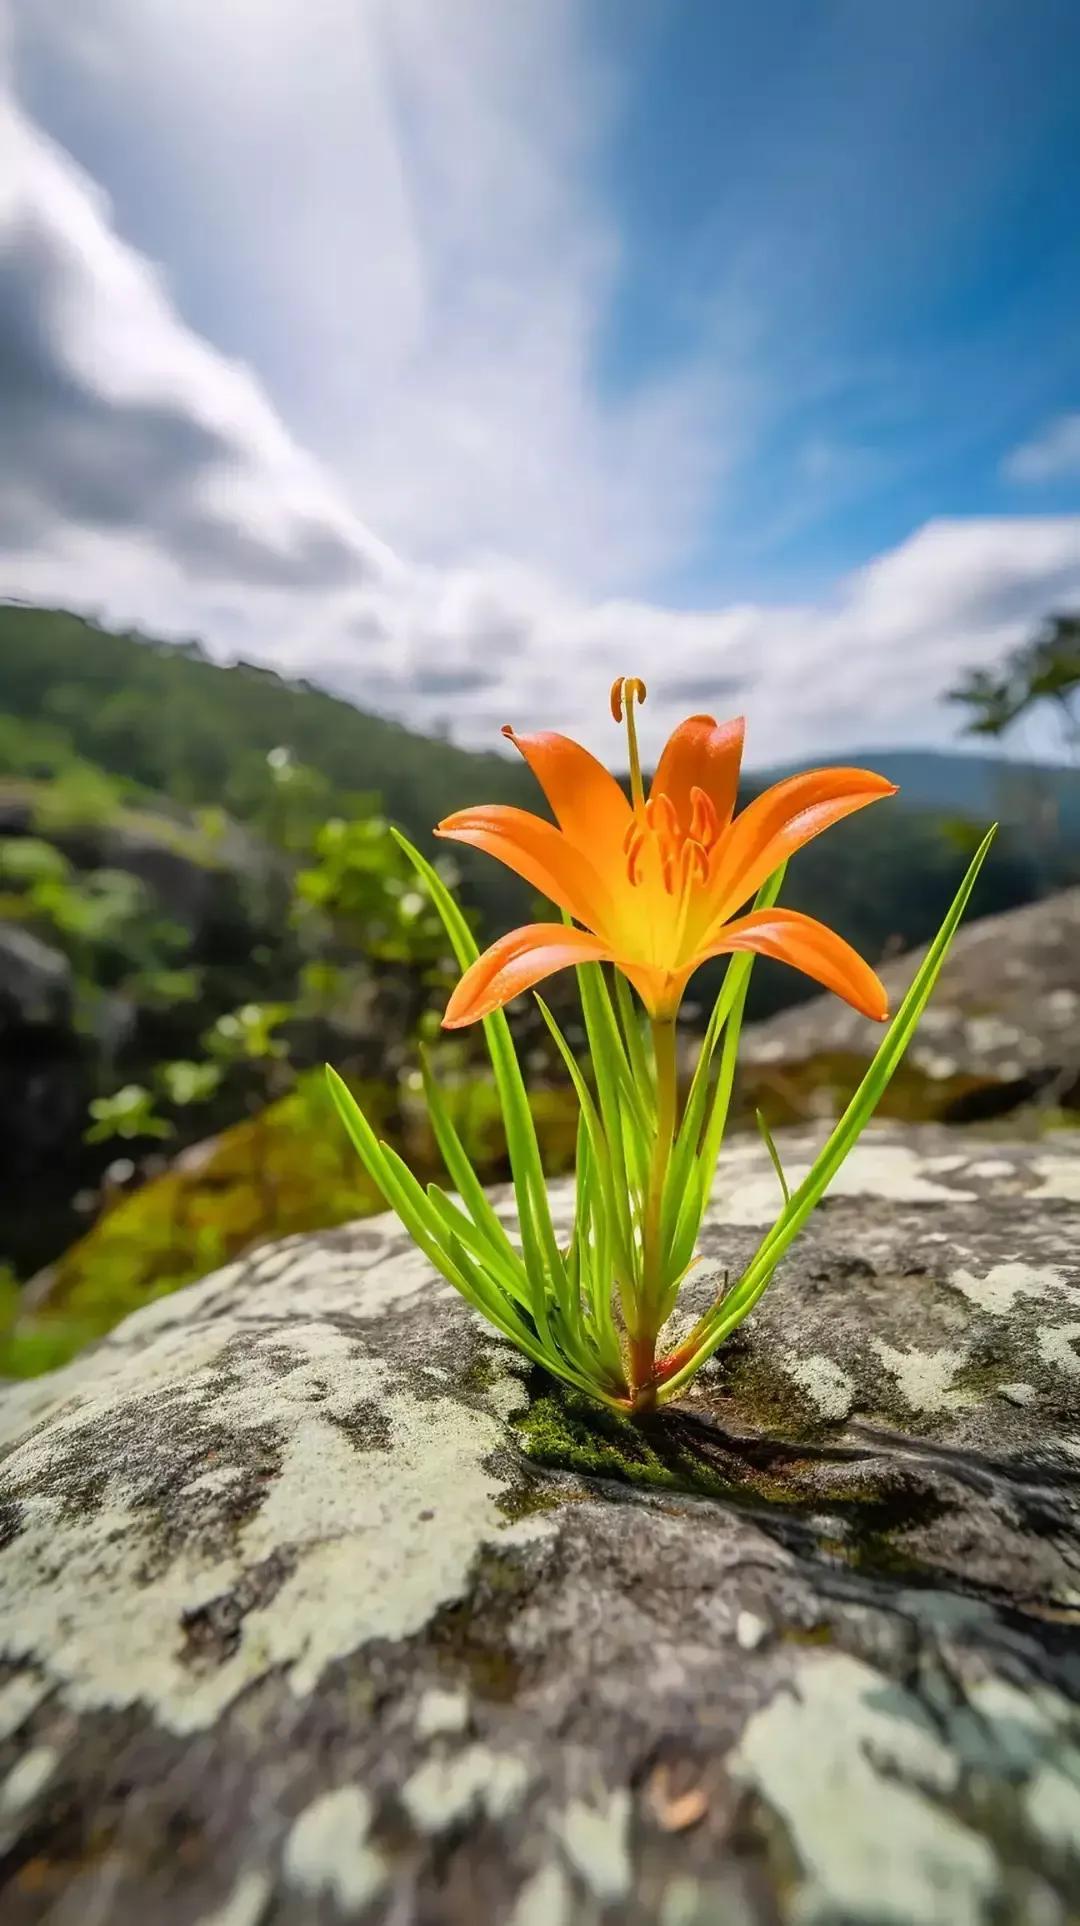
[629,1016,678,1403]
[328,683,994,1417]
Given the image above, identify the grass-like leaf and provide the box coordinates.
[391,831,565,1309]
[755,1109,791,1207]
[656,826,997,1400]
[329,808,993,1421]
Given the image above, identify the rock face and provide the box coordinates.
[738,887,1080,1125]
[0,927,88,1279]
[1,1124,1079,1924]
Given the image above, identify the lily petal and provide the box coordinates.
[502,727,633,864]
[442,923,613,1027]
[695,906,888,1020]
[436,805,610,928]
[711,767,897,921]
[651,713,745,836]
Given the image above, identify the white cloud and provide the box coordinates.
[0,90,399,593]
[9,0,736,592]
[2,5,1079,774]
[1003,412,1080,485]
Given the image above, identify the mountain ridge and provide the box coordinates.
[4,602,1077,832]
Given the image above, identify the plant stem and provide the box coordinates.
[630,1015,678,1396]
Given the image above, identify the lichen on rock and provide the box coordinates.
[1,1123,1078,1923]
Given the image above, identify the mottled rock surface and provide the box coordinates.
[738,887,1080,1124]
[1,1126,1079,1924]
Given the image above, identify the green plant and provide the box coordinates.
[328,682,996,1415]
[86,1084,173,1144]
[294,812,450,964]
[948,610,1080,761]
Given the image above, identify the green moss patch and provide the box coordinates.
[515,1382,947,1592]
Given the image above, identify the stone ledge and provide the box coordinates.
[1,1124,1078,1924]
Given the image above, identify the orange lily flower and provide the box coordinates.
[437,677,896,1030]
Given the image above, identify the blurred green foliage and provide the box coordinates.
[948,610,1079,757]
[0,829,187,990]
[0,1067,580,1378]
[86,1084,173,1144]
[1,599,1077,1379]
[3,601,1075,980]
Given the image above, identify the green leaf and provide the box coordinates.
[391,830,565,1310]
[574,959,638,1254]
[418,1050,520,1269]
[664,863,786,1250]
[325,1066,460,1282]
[755,1109,790,1207]
[569,940,652,1136]
[535,995,633,1292]
[657,827,997,1399]
[614,970,653,1103]
[422,1184,535,1318]
[442,1230,625,1407]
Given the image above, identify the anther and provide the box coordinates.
[689,786,720,848]
[683,838,710,884]
[651,792,679,848]
[612,674,648,810]
[609,674,648,724]
[624,827,647,886]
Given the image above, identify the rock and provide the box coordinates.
[737,887,1080,1125]
[0,925,71,1032]
[0,927,88,1278]
[0,781,282,947]
[1,1124,1079,1924]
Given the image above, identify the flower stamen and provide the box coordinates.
[689,786,720,850]
[611,675,647,811]
[625,825,647,886]
[650,792,679,844]
[684,837,710,884]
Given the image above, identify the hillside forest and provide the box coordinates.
[1,600,1077,1375]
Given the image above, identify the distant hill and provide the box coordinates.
[1,602,1075,972]
[780,747,1080,829]
[5,602,1076,831]
[0,602,533,832]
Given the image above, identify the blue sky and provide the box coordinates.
[596,0,1080,599]
[2,0,1079,764]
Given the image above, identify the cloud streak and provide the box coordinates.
[2,3,1079,771]
[1004,413,1080,486]
[10,0,738,594]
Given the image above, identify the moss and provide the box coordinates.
[737,1047,1012,1129]
[948,1335,1019,1400]
[456,1350,501,1396]
[515,1387,801,1508]
[699,1337,827,1439]
[781,1621,835,1647]
[516,1391,691,1494]
[327,1405,394,1453]
[838,1530,931,1579]
[426,1554,531,1702]
[494,1476,572,1524]
[950,1359,1013,1398]
[833,1481,948,1580]
[516,1383,951,1591]
[3,1079,582,1381]
[0,1080,390,1378]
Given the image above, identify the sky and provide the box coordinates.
[2,0,1079,767]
